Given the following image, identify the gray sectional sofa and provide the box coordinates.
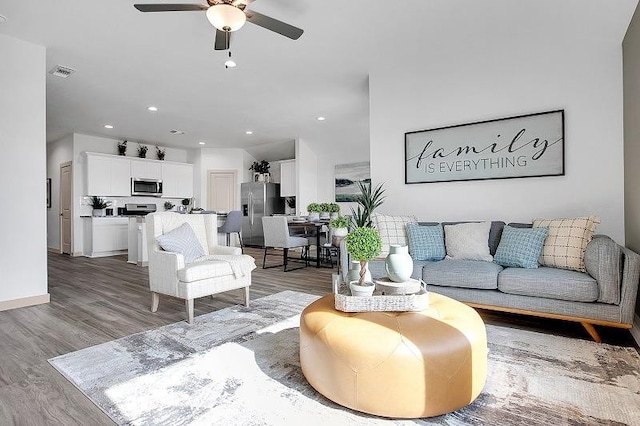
[341,221,640,342]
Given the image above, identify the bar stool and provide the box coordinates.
[218,211,243,250]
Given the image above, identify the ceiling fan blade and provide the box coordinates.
[215,30,230,50]
[134,4,208,12]
[244,10,303,40]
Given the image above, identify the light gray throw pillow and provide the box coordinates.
[444,221,493,261]
[156,222,205,264]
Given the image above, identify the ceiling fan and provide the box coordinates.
[134,0,304,51]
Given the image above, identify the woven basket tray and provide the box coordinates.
[334,286,429,313]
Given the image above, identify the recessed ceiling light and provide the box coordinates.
[169,129,186,135]
[199,141,206,145]
[317,116,326,121]
[104,124,114,129]
[245,131,253,135]
[147,106,158,112]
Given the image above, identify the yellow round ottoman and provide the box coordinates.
[299,293,487,418]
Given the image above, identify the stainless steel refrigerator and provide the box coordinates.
[241,182,285,247]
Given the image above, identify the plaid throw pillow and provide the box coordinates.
[494,225,548,269]
[532,216,600,272]
[371,213,417,258]
[406,223,446,261]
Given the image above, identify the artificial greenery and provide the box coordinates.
[249,160,270,174]
[329,216,350,229]
[327,203,340,213]
[350,181,386,228]
[137,144,148,158]
[190,207,204,213]
[307,203,322,213]
[164,201,175,211]
[117,140,127,156]
[345,227,382,286]
[319,203,331,212]
[156,146,166,161]
[89,196,111,209]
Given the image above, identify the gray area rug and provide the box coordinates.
[49,291,640,425]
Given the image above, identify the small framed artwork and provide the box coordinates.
[46,178,51,208]
[335,162,370,202]
[405,110,565,184]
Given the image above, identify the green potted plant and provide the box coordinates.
[190,207,204,214]
[249,160,271,182]
[345,227,382,296]
[307,202,322,221]
[328,202,340,219]
[164,201,175,211]
[88,196,111,217]
[329,215,350,239]
[156,146,166,161]
[137,143,148,158]
[350,181,386,228]
[319,203,331,220]
[117,140,127,156]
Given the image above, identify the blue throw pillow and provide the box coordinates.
[406,223,446,261]
[494,225,548,269]
[156,222,205,264]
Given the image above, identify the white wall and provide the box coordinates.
[295,138,318,215]
[46,135,73,249]
[369,39,625,243]
[0,34,48,305]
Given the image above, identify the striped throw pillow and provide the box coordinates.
[156,222,205,264]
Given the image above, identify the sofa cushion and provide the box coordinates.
[177,260,234,282]
[423,260,503,290]
[584,235,622,304]
[532,216,600,272]
[494,225,548,269]
[444,222,493,261]
[156,222,206,264]
[498,267,598,302]
[406,223,445,261]
[371,213,417,257]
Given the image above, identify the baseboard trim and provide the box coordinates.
[631,314,640,347]
[0,294,50,312]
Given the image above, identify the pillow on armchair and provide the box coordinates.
[156,222,205,264]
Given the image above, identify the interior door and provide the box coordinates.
[207,170,237,212]
[60,162,73,254]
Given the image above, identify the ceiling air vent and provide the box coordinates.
[49,65,76,79]
[169,129,186,135]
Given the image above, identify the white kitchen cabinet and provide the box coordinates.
[162,162,193,198]
[86,153,131,196]
[280,159,296,197]
[131,159,162,180]
[83,217,129,257]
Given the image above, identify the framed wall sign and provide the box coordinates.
[405,110,564,184]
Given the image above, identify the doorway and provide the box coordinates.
[207,170,237,212]
[60,162,73,255]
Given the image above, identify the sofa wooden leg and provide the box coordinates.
[581,322,602,343]
[186,299,194,324]
[151,292,159,313]
[244,286,250,307]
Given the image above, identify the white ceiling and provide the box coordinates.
[0,0,637,158]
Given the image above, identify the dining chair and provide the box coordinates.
[262,216,309,272]
[218,210,243,250]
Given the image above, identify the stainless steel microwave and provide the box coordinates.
[131,178,163,197]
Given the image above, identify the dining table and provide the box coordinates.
[287,219,330,268]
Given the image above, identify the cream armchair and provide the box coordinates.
[146,212,256,323]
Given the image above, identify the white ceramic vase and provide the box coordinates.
[330,212,339,220]
[319,212,330,220]
[348,260,372,283]
[332,227,348,238]
[385,245,413,283]
[92,208,105,217]
[308,212,320,222]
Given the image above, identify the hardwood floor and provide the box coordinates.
[0,248,637,425]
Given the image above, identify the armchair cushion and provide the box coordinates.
[178,260,233,283]
[211,246,242,256]
[156,222,205,264]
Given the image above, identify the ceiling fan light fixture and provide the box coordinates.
[206,4,246,32]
